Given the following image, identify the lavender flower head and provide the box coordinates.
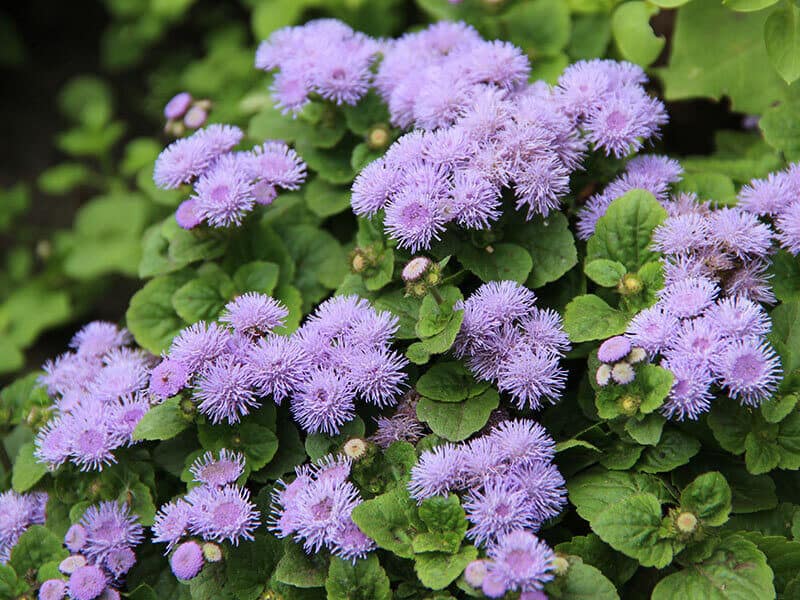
[189,449,246,487]
[0,491,48,564]
[220,293,288,336]
[170,541,205,580]
[482,530,555,598]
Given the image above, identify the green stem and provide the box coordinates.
[430,287,444,305]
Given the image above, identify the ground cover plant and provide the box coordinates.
[3,1,800,599]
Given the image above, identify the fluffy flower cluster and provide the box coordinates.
[39,502,143,600]
[370,394,426,449]
[627,194,784,419]
[409,419,566,547]
[148,293,408,434]
[576,154,683,240]
[35,322,154,472]
[738,162,800,255]
[153,124,306,229]
[354,50,666,250]
[464,531,556,598]
[270,455,375,562]
[0,491,47,564]
[255,19,381,113]
[454,281,570,409]
[595,335,647,387]
[152,449,259,568]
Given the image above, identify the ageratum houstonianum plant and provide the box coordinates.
[4,15,800,600]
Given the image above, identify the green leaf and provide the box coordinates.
[233,261,280,295]
[457,243,532,284]
[342,91,391,135]
[556,534,638,588]
[305,418,365,462]
[304,177,352,218]
[499,0,570,56]
[584,259,626,287]
[681,472,732,527]
[171,274,232,324]
[769,251,800,302]
[676,172,737,206]
[414,545,478,591]
[760,98,800,162]
[1,284,72,347]
[133,397,190,441]
[545,559,621,600]
[506,213,578,288]
[770,300,800,376]
[765,3,800,85]
[416,389,500,442]
[295,139,356,184]
[637,429,701,473]
[9,526,68,575]
[126,271,192,354]
[737,531,800,595]
[251,0,309,38]
[611,1,664,67]
[625,413,666,446]
[326,555,391,600]
[58,75,112,127]
[406,342,431,365]
[415,362,489,403]
[563,294,628,342]
[11,442,46,492]
[168,228,228,267]
[658,0,787,114]
[189,561,236,600]
[274,540,327,588]
[198,420,278,471]
[37,162,93,195]
[567,468,670,523]
[284,224,347,310]
[412,495,468,554]
[226,533,282,600]
[416,286,464,355]
[651,535,775,600]
[374,291,420,340]
[708,402,752,454]
[0,564,26,599]
[586,190,667,271]
[592,493,674,567]
[724,0,779,10]
[351,487,423,559]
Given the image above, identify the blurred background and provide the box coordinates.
[0,0,789,382]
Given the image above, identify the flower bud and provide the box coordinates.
[367,124,391,150]
[164,92,192,120]
[618,273,643,295]
[184,105,208,129]
[343,437,369,460]
[464,559,488,587]
[402,257,432,282]
[552,555,570,576]
[611,362,636,385]
[59,554,87,574]
[202,542,223,563]
[618,394,641,416]
[675,511,698,534]
[180,397,196,417]
[596,364,612,387]
[627,347,647,364]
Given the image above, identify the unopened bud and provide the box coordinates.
[464,560,488,587]
[59,554,87,574]
[367,125,391,150]
[596,364,612,387]
[618,273,643,295]
[627,347,647,364]
[406,281,429,298]
[202,542,222,562]
[402,257,432,282]
[343,437,368,460]
[36,240,52,260]
[675,511,698,534]
[184,105,208,129]
[180,397,196,417]
[611,362,636,385]
[164,92,192,120]
[618,394,641,416]
[552,555,570,576]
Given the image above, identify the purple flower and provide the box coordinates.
[59,554,87,574]
[383,186,448,253]
[725,260,777,305]
[508,462,567,524]
[170,541,204,580]
[597,336,632,363]
[68,565,107,600]
[245,335,310,403]
[64,407,118,471]
[311,51,374,106]
[409,443,463,501]
[65,524,87,553]
[103,546,136,578]
[152,500,191,552]
[483,531,555,598]
[660,356,714,420]
[584,86,667,158]
[164,92,192,120]
[169,321,231,374]
[79,502,143,564]
[513,154,570,218]
[186,484,260,545]
[658,277,719,319]
[108,393,151,444]
[489,419,556,466]
[39,579,67,600]
[175,199,203,229]
[195,124,243,155]
[371,402,425,449]
[709,207,773,259]
[329,519,375,563]
[193,154,255,228]
[39,353,98,397]
[707,296,771,339]
[738,171,794,217]
[0,491,48,564]
[242,142,306,190]
[776,200,800,255]
[194,354,259,425]
[711,338,782,406]
[671,318,724,365]
[496,349,567,410]
[190,449,246,487]
[153,136,213,190]
[464,481,538,546]
[149,358,190,399]
[184,105,208,129]
[220,293,288,336]
[626,306,680,354]
[271,71,311,114]
[290,369,356,435]
[555,60,611,120]
[519,308,571,356]
[351,158,400,216]
[88,348,150,402]
[292,479,361,554]
[346,347,407,407]
[70,322,129,358]
[652,213,711,255]
[35,418,71,469]
[449,169,501,229]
